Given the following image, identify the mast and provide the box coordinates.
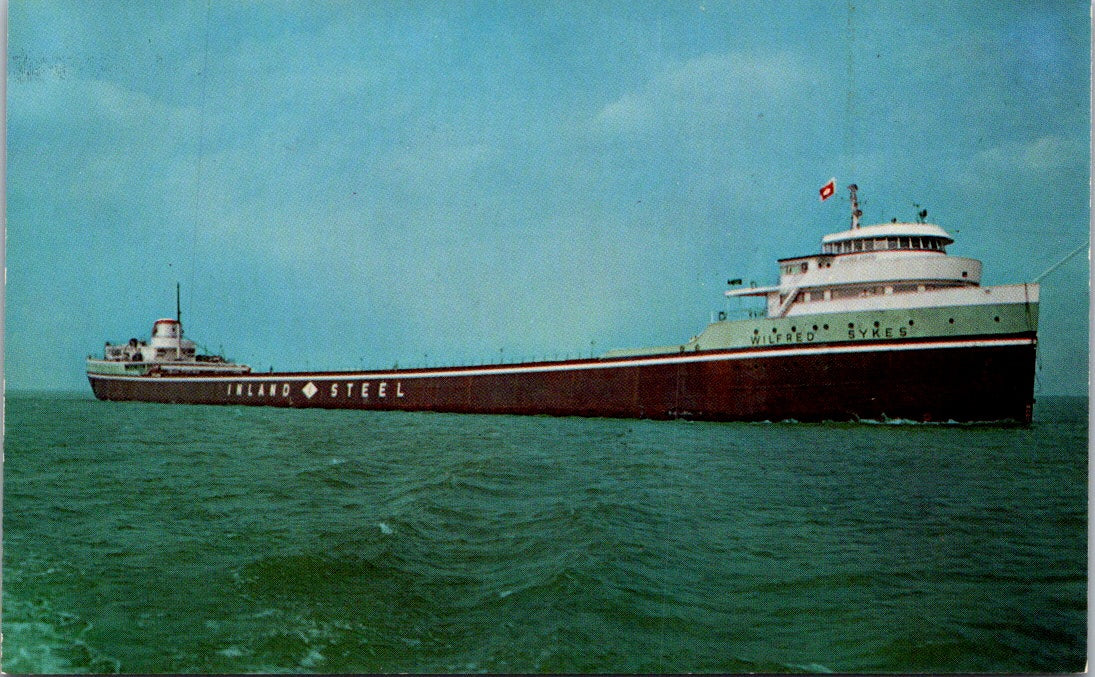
[176,282,182,360]
[849,184,862,229]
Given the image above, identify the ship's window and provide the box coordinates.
[948,318,955,324]
[812,324,818,331]
[823,324,829,330]
[848,322,855,329]
[772,327,778,333]
[909,320,915,326]
[994,316,1000,322]
[888,237,898,249]
[900,237,910,248]
[873,321,880,328]
[853,240,863,251]
[801,262,808,272]
[754,329,759,335]
[791,326,797,332]
[863,239,873,251]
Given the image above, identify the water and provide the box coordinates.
[3,392,1086,673]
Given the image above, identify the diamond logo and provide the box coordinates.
[302,382,318,399]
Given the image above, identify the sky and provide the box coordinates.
[6,1,1090,394]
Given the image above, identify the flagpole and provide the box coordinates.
[848,184,861,229]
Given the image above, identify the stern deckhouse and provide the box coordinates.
[87,285,251,377]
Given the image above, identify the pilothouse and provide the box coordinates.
[726,184,1026,321]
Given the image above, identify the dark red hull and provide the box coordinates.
[88,334,1037,423]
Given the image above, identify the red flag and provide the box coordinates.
[819,178,836,201]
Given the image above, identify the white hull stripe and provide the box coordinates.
[88,336,1035,383]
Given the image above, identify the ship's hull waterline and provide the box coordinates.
[88,333,1037,423]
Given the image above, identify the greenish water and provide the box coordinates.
[3,392,1086,673]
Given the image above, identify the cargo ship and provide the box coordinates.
[88,186,1039,423]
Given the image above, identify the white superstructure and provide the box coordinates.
[726,186,1038,318]
[102,319,196,362]
[89,302,251,377]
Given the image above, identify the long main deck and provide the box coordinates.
[88,330,1037,423]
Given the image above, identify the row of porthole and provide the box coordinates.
[753,319,913,335]
[755,324,832,334]
[751,315,1004,335]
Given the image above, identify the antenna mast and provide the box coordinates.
[849,184,862,229]
[176,282,182,360]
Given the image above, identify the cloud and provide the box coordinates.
[9,75,197,142]
[594,50,820,131]
[973,135,1086,173]
[386,140,503,192]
